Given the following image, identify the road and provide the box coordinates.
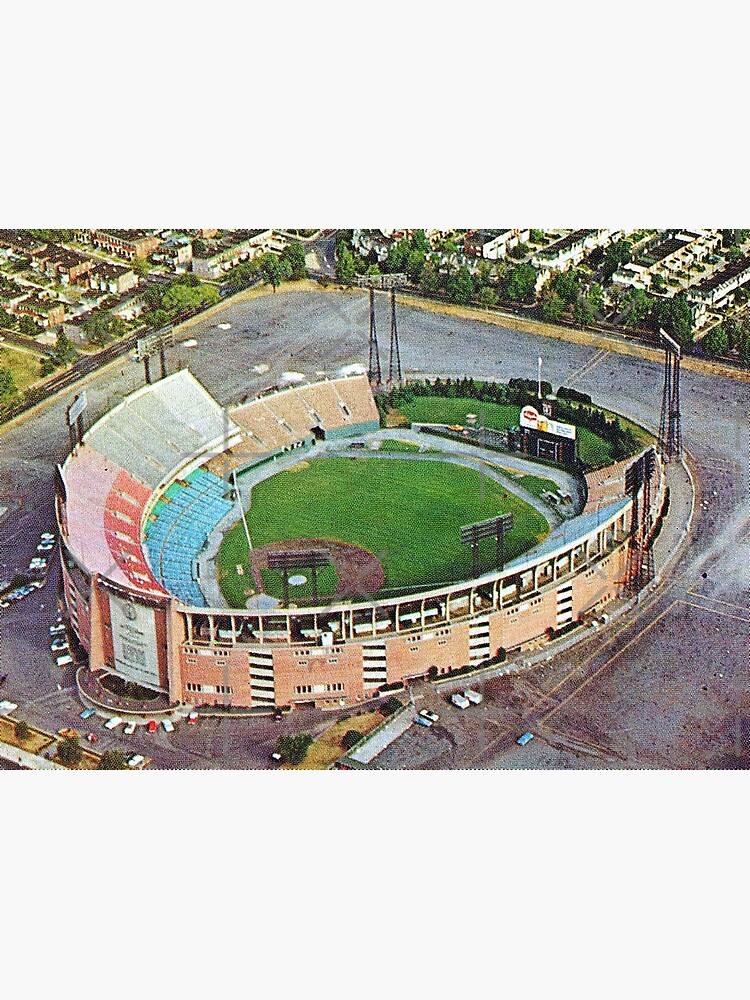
[0,286,747,768]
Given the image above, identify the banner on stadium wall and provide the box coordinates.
[109,593,161,689]
[519,405,576,440]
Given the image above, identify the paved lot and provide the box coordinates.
[0,287,747,769]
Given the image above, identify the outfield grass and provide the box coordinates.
[216,456,549,604]
[376,439,425,453]
[500,468,562,500]
[400,396,521,431]
[397,394,648,469]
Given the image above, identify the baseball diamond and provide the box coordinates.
[56,366,661,713]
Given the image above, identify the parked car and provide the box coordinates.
[50,622,66,635]
[40,533,55,542]
[0,700,18,715]
[517,732,534,746]
[463,689,483,705]
[187,711,199,725]
[51,639,68,652]
[413,715,433,728]
[146,720,157,733]
[124,721,137,735]
[419,708,440,723]
[103,716,123,731]
[79,708,96,720]
[0,674,7,686]
[126,753,146,769]
[450,693,470,709]
[161,718,175,733]
[86,733,98,744]
[37,542,54,552]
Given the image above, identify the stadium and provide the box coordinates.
[56,364,664,716]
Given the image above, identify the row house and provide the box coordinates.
[12,295,65,329]
[86,262,139,296]
[32,245,96,284]
[464,229,531,260]
[532,229,615,272]
[78,230,161,260]
[613,230,722,292]
[687,254,750,310]
[191,229,275,280]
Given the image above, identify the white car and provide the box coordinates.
[0,700,18,715]
[161,718,175,733]
[50,622,66,635]
[40,533,55,542]
[419,708,440,723]
[37,542,54,552]
[104,716,124,730]
[124,721,137,735]
[126,753,146,769]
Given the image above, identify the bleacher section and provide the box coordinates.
[230,374,380,452]
[85,370,242,491]
[143,469,234,606]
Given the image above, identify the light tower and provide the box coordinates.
[658,328,682,461]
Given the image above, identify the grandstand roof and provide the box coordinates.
[83,370,242,491]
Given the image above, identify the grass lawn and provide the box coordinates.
[399,396,521,431]
[376,439,424,453]
[217,456,549,604]
[287,711,383,770]
[0,347,43,393]
[0,716,54,756]
[398,395,649,470]
[500,468,563,500]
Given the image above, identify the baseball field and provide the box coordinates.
[216,455,549,606]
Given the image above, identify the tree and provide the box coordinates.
[406,249,426,283]
[654,294,694,347]
[573,298,594,328]
[150,308,170,329]
[727,246,744,263]
[335,244,356,284]
[19,315,38,337]
[378,696,402,717]
[0,308,15,330]
[503,263,536,301]
[14,720,31,743]
[130,257,150,277]
[282,241,307,280]
[602,239,633,280]
[53,328,76,365]
[0,367,17,403]
[57,735,83,766]
[620,287,651,327]
[541,291,565,322]
[588,282,604,312]
[419,263,442,294]
[192,238,206,257]
[530,229,545,243]
[97,749,129,770]
[478,285,498,307]
[702,324,728,358]
[341,729,362,751]
[446,266,474,305]
[553,268,580,306]
[275,733,313,765]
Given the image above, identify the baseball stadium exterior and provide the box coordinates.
[56,369,663,714]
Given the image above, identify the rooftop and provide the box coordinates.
[537,229,594,258]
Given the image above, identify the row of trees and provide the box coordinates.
[224,241,307,296]
[702,313,750,365]
[144,272,220,330]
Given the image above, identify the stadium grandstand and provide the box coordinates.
[57,366,662,715]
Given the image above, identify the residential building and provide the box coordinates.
[464,229,531,260]
[0,230,47,259]
[86,262,139,296]
[33,245,96,284]
[12,295,65,329]
[191,229,275,279]
[688,254,750,310]
[79,230,161,260]
[613,230,722,292]
[532,229,615,272]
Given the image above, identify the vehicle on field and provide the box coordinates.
[419,708,440,723]
[463,689,483,705]
[79,708,96,720]
[413,714,433,727]
[517,732,534,746]
[104,716,124,730]
[161,718,175,733]
[124,721,137,735]
[450,693,470,709]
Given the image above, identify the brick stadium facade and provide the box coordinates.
[57,370,661,713]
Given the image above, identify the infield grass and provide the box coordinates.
[216,456,549,604]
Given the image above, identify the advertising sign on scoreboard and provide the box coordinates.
[519,405,576,440]
[109,592,161,689]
